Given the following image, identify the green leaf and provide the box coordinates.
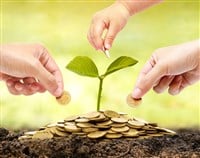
[104,56,138,76]
[66,56,99,77]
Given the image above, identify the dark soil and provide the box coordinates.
[0,128,199,158]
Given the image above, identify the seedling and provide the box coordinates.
[66,56,138,111]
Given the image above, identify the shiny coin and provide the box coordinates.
[64,115,79,122]
[64,125,81,133]
[111,126,129,133]
[87,131,107,139]
[104,110,120,118]
[76,122,94,128]
[123,129,139,137]
[75,118,89,123]
[82,127,99,133]
[24,131,37,136]
[111,117,128,123]
[126,93,142,107]
[96,120,113,126]
[56,90,71,105]
[110,123,126,128]
[105,133,122,139]
[32,131,53,140]
[81,111,100,119]
[128,120,145,128]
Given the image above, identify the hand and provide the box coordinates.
[87,1,130,51]
[0,43,64,97]
[132,40,200,99]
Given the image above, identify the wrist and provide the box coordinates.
[117,0,163,16]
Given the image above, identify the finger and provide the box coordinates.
[35,51,63,97]
[89,20,106,50]
[168,76,182,95]
[31,82,46,93]
[6,80,21,95]
[132,63,166,99]
[153,75,175,93]
[23,77,36,84]
[104,21,121,50]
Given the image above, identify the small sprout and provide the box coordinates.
[66,56,138,111]
[126,93,142,107]
[56,91,71,105]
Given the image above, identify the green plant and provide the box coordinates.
[66,56,138,111]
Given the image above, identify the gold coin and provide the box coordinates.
[18,135,32,140]
[110,123,126,128]
[64,115,79,122]
[96,120,113,126]
[87,131,107,139]
[111,126,129,133]
[111,117,128,123]
[81,111,100,119]
[88,113,106,122]
[127,120,145,128]
[105,133,122,139]
[82,127,99,133]
[55,129,69,137]
[64,125,81,133]
[32,131,53,140]
[104,110,120,118]
[76,122,94,128]
[126,93,142,107]
[24,131,37,136]
[95,125,110,129]
[123,129,139,137]
[75,118,89,123]
[56,91,71,105]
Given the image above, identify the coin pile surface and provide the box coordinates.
[19,110,176,140]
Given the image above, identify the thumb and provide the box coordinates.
[32,61,58,96]
[104,22,120,50]
[132,64,165,98]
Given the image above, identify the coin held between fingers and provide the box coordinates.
[126,93,142,107]
[56,90,71,105]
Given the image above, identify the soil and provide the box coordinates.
[0,128,199,158]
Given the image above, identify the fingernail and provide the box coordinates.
[104,43,111,50]
[132,88,142,99]
[54,88,63,97]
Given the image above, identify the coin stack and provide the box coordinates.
[19,110,176,140]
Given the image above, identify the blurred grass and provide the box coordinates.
[0,0,199,129]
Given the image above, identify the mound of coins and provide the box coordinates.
[19,110,176,140]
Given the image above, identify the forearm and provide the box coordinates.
[117,0,163,16]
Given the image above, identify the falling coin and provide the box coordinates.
[56,91,71,105]
[126,93,142,107]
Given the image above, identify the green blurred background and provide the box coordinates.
[0,0,199,130]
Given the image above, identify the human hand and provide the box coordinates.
[132,40,200,99]
[0,43,63,97]
[87,1,130,51]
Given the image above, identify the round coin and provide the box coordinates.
[105,133,122,139]
[111,126,129,133]
[56,91,71,105]
[104,110,120,118]
[87,131,107,139]
[111,117,128,123]
[126,93,142,107]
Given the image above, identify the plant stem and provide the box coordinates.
[97,77,103,111]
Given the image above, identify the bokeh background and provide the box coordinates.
[0,0,199,130]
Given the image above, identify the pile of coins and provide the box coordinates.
[19,110,176,140]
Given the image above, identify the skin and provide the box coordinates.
[0,43,64,97]
[132,40,200,99]
[88,0,162,51]
[88,0,200,99]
